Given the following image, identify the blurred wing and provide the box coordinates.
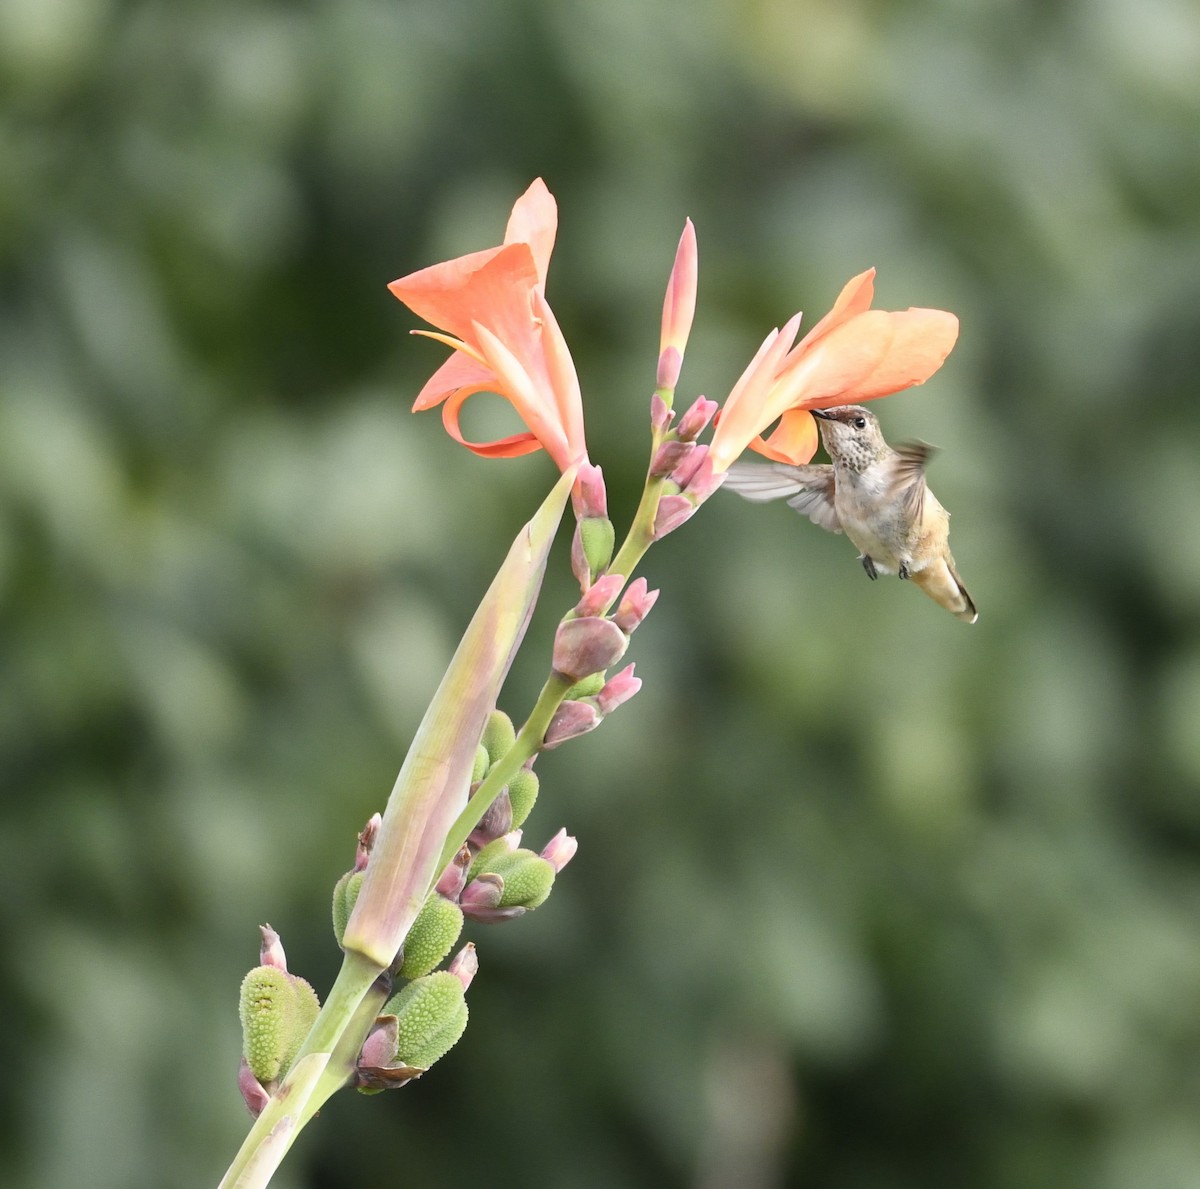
[892,441,936,523]
[723,462,842,534]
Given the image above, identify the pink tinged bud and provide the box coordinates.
[656,345,683,391]
[653,494,696,539]
[461,873,505,912]
[543,700,601,748]
[238,1058,272,1118]
[447,942,479,990]
[671,445,706,488]
[356,813,382,871]
[660,218,698,361]
[259,924,287,971]
[552,616,628,683]
[575,462,608,518]
[612,579,658,634]
[597,663,641,715]
[650,392,674,432]
[650,438,694,479]
[676,396,718,442]
[679,449,722,503]
[574,573,625,619]
[435,845,472,900]
[540,828,578,873]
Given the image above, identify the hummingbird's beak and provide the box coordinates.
[811,408,836,421]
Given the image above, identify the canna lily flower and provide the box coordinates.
[388,179,587,473]
[707,269,959,473]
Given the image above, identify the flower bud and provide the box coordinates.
[675,396,718,442]
[461,872,505,913]
[573,572,625,619]
[395,892,465,981]
[650,438,694,478]
[597,663,642,715]
[481,710,516,765]
[239,966,321,1085]
[575,462,608,519]
[238,1057,272,1118]
[446,942,479,990]
[381,971,469,1072]
[468,785,514,849]
[542,699,601,748]
[652,493,696,539]
[612,579,658,634]
[540,828,578,873]
[659,219,698,368]
[507,766,540,828]
[332,869,364,947]
[355,813,381,872]
[258,924,287,971]
[650,392,673,432]
[552,617,628,683]
[435,845,472,900]
[656,345,683,390]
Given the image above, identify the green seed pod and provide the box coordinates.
[477,848,556,909]
[383,972,469,1071]
[396,894,464,980]
[471,742,490,783]
[579,517,615,579]
[467,836,513,883]
[481,710,517,765]
[507,768,540,829]
[332,869,364,947]
[239,967,320,1083]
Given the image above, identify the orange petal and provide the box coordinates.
[504,179,558,284]
[441,385,544,458]
[411,350,494,411]
[752,408,820,465]
[769,310,894,415]
[797,268,876,348]
[837,308,959,403]
[389,243,541,349]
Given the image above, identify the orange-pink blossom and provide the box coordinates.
[707,269,959,472]
[388,179,587,473]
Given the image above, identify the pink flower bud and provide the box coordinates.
[543,700,601,748]
[612,579,658,634]
[435,846,471,900]
[597,663,641,715]
[461,873,505,913]
[573,573,625,619]
[659,219,697,363]
[680,448,722,502]
[656,346,683,390]
[355,813,382,872]
[650,392,674,432]
[447,942,479,990]
[652,494,695,539]
[467,787,513,850]
[650,438,694,479]
[238,1058,272,1118]
[575,462,608,519]
[672,445,706,488]
[552,616,628,683]
[675,396,718,442]
[259,924,287,971]
[540,828,578,873]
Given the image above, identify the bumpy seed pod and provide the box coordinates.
[239,967,320,1084]
[396,893,464,980]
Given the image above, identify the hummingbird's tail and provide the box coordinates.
[912,557,978,624]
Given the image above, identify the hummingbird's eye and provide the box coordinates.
[853,416,867,429]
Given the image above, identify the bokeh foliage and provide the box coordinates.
[3,0,1200,1186]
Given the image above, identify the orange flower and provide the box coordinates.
[388,179,587,472]
[707,269,959,472]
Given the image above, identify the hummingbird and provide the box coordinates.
[723,405,978,623]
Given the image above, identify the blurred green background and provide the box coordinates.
[4,0,1200,1186]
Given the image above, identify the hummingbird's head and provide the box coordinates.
[811,405,887,472]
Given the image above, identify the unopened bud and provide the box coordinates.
[656,345,683,390]
[259,924,287,971]
[540,828,578,873]
[553,617,628,683]
[435,845,472,900]
[612,579,658,634]
[239,966,320,1085]
[649,438,694,478]
[574,572,625,619]
[355,813,381,872]
[653,493,696,539]
[542,699,601,748]
[576,462,608,519]
[468,785,513,849]
[461,873,505,913]
[597,663,642,715]
[650,392,674,432]
[395,893,465,981]
[446,942,479,990]
[238,1057,272,1118]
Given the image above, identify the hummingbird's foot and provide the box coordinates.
[859,555,878,581]
[898,562,911,581]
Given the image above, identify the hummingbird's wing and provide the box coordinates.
[891,442,938,523]
[723,462,842,534]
